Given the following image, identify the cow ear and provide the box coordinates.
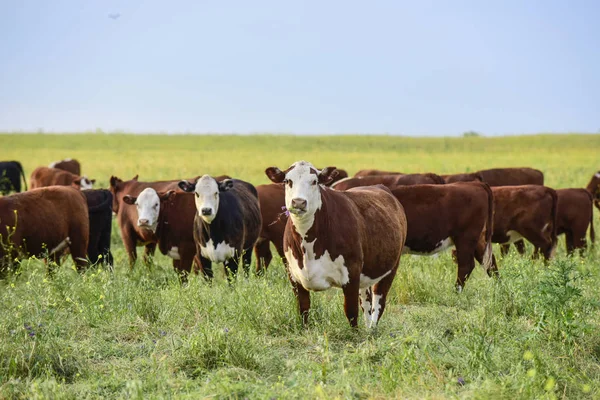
[178,180,195,192]
[318,166,338,185]
[132,175,139,181]
[159,190,176,201]
[123,195,136,205]
[219,179,234,192]
[265,167,285,183]
[109,176,122,188]
[90,179,96,184]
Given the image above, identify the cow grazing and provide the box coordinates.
[178,176,262,278]
[332,173,445,191]
[389,182,496,291]
[30,167,95,190]
[0,161,27,194]
[83,189,114,267]
[354,169,403,178]
[49,158,81,176]
[265,161,408,328]
[122,189,200,276]
[0,186,89,271]
[493,186,558,260]
[255,183,287,272]
[586,171,600,211]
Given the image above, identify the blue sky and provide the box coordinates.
[0,0,598,135]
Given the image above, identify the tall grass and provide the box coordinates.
[0,133,599,398]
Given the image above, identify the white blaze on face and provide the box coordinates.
[79,177,94,190]
[284,161,322,236]
[194,175,220,223]
[135,188,161,231]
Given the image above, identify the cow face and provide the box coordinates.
[123,188,161,231]
[179,175,232,223]
[73,176,95,190]
[265,161,337,217]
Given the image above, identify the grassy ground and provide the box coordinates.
[0,133,599,399]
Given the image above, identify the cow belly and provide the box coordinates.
[285,244,349,292]
[201,239,235,263]
[403,237,454,256]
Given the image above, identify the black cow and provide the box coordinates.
[82,189,114,267]
[0,161,27,195]
[178,176,262,279]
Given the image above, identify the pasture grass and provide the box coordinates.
[1,132,600,398]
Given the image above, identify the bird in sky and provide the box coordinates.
[108,13,120,20]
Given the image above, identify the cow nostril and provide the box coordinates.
[139,219,149,225]
[201,208,212,216]
[291,198,307,209]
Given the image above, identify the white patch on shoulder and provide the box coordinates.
[403,237,454,256]
[370,294,383,328]
[201,239,235,263]
[360,288,372,327]
[503,230,523,244]
[167,246,181,260]
[359,270,391,288]
[284,238,349,291]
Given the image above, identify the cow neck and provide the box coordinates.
[288,186,331,259]
[155,199,171,254]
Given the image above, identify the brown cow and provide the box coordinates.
[332,173,445,191]
[266,161,407,328]
[122,189,200,276]
[442,172,483,183]
[493,186,558,260]
[478,167,544,186]
[30,167,95,190]
[0,186,89,271]
[49,158,81,176]
[585,171,600,211]
[354,169,403,177]
[109,174,230,266]
[389,182,496,291]
[255,183,287,272]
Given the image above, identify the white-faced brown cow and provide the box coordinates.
[493,186,558,260]
[0,186,89,272]
[49,158,81,176]
[387,182,496,291]
[586,171,600,212]
[332,173,445,191]
[122,189,201,276]
[178,176,262,279]
[30,167,95,191]
[265,161,408,328]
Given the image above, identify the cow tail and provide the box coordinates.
[482,182,494,270]
[17,161,27,191]
[549,188,559,256]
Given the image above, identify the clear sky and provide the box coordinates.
[1,0,598,135]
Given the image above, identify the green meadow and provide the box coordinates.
[1,133,599,399]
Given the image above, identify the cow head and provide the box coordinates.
[110,175,139,214]
[265,161,337,218]
[122,188,175,232]
[178,175,232,223]
[72,176,96,190]
[587,171,600,209]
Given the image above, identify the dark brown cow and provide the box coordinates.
[123,189,200,276]
[255,183,287,272]
[49,158,81,176]
[332,173,445,191]
[585,171,600,211]
[493,186,558,260]
[555,189,595,253]
[83,189,114,267]
[478,167,544,186]
[30,167,95,190]
[109,174,230,266]
[388,182,496,290]
[442,172,483,183]
[0,186,89,271]
[266,161,407,328]
[354,169,403,177]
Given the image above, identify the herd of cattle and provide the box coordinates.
[0,158,599,327]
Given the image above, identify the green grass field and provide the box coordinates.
[1,133,600,399]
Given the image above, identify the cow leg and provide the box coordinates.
[143,243,157,265]
[242,248,252,276]
[514,239,526,255]
[359,287,373,327]
[500,244,511,256]
[121,227,138,268]
[342,278,360,328]
[69,238,89,272]
[254,239,272,275]
[564,231,575,255]
[295,283,311,326]
[522,229,554,261]
[198,255,213,280]
[455,243,476,292]
[370,267,400,328]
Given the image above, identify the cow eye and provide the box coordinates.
[153,204,158,209]
[283,179,289,184]
[214,193,218,198]
[312,180,317,185]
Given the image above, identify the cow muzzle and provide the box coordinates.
[289,198,307,215]
[201,207,212,216]
[138,219,154,230]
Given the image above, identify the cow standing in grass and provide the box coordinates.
[179,176,261,279]
[266,161,407,328]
